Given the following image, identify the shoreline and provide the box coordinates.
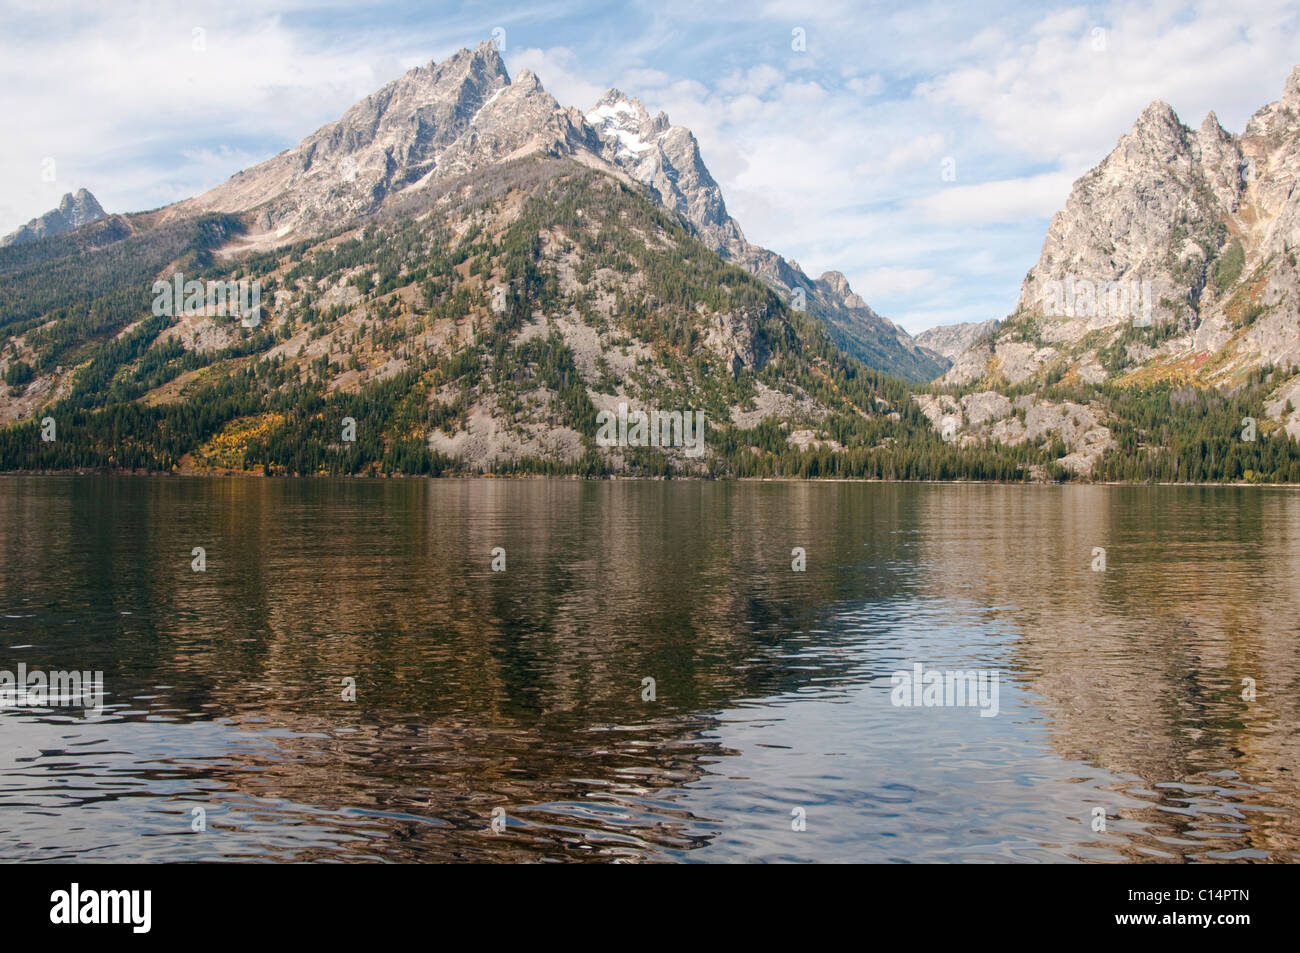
[1,469,1296,488]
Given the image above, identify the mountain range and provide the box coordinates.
[1,44,1298,482]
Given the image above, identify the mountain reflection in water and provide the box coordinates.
[0,477,1296,862]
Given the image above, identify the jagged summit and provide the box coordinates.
[164,41,519,235]
[940,61,1300,443]
[62,188,102,217]
[2,42,945,381]
[586,87,738,246]
[1136,99,1179,125]
[1,188,106,246]
[817,271,869,309]
[1199,110,1228,139]
[1122,100,1188,156]
[582,87,946,379]
[586,89,671,151]
[1245,64,1300,139]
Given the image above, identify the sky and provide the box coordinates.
[0,0,1297,333]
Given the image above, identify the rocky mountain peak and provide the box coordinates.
[586,90,668,156]
[582,87,944,379]
[513,68,542,90]
[819,270,851,295]
[586,88,738,247]
[1138,99,1178,124]
[816,271,868,308]
[422,40,509,87]
[127,44,945,380]
[1126,100,1188,154]
[1198,110,1228,142]
[61,189,104,221]
[0,188,106,246]
[816,271,867,308]
[166,41,522,234]
[942,61,1300,424]
[1245,65,1300,138]
[593,87,628,107]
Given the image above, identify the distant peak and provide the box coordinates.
[0,188,105,246]
[595,87,629,106]
[1137,99,1178,126]
[1198,110,1231,144]
[469,39,504,62]
[59,189,104,215]
[1125,99,1186,147]
[430,42,509,83]
[513,68,542,91]
[587,89,677,151]
[592,88,652,119]
[817,270,869,309]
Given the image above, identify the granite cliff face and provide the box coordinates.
[920,65,1300,474]
[1,189,106,246]
[947,66,1300,392]
[165,44,602,238]
[914,319,999,362]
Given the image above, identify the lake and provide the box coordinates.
[1,476,1297,862]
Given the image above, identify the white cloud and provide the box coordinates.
[718,64,785,96]
[911,171,1077,225]
[860,134,947,176]
[845,74,885,97]
[919,0,1300,167]
[856,267,943,297]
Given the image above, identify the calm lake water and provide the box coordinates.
[0,476,1297,863]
